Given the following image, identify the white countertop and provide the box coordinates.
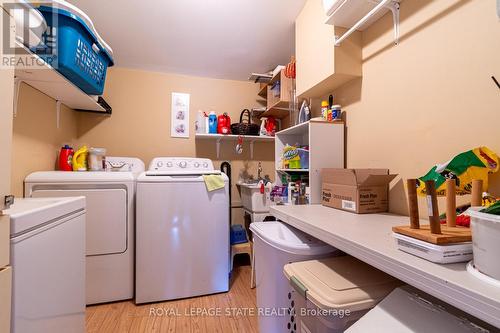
[270,205,500,328]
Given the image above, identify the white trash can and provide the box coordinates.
[250,222,337,333]
[284,256,400,333]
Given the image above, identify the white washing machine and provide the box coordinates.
[136,157,230,304]
[24,157,144,305]
[7,197,86,333]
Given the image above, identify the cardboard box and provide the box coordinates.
[322,169,397,214]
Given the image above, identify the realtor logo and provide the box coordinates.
[1,1,57,69]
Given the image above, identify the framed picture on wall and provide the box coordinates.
[171,92,190,138]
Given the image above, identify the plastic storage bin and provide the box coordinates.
[34,1,114,95]
[468,208,500,280]
[250,222,337,333]
[284,256,400,333]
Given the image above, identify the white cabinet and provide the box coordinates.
[275,121,344,204]
[0,216,8,267]
[295,0,362,98]
[0,266,12,333]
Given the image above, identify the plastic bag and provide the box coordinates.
[481,201,500,215]
[417,147,499,196]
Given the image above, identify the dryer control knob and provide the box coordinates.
[179,161,188,168]
[203,162,209,168]
[194,162,200,168]
[157,161,164,168]
[167,162,173,167]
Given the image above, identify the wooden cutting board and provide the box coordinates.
[392,225,472,245]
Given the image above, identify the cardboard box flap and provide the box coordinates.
[360,174,397,187]
[322,169,358,186]
[353,169,389,184]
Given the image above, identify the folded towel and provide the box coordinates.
[203,174,225,192]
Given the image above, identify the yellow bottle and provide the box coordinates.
[72,146,89,171]
[321,101,329,120]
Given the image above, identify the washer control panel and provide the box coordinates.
[148,158,214,172]
[106,157,145,173]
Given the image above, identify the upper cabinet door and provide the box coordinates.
[295,0,362,98]
[0,3,15,211]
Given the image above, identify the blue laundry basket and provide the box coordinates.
[33,6,114,95]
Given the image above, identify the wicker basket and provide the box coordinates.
[230,109,260,136]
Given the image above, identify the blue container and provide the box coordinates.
[230,225,248,245]
[208,112,218,134]
[34,6,114,95]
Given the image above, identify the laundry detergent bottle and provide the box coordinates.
[58,145,74,171]
[72,146,89,171]
[208,111,218,134]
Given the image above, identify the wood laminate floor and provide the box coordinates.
[86,265,258,333]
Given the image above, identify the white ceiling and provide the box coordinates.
[68,0,306,81]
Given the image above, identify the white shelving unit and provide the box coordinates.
[277,169,309,173]
[275,120,344,204]
[13,42,110,117]
[195,133,274,159]
[325,0,401,46]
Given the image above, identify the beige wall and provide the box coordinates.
[13,0,499,219]
[11,84,80,197]
[77,67,275,211]
[331,0,500,215]
[11,68,274,224]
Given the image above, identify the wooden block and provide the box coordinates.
[425,180,441,234]
[471,179,483,207]
[407,179,420,229]
[392,225,472,245]
[446,179,457,227]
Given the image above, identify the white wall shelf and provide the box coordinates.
[325,0,401,46]
[277,169,309,173]
[13,42,111,116]
[195,133,274,159]
[275,121,344,204]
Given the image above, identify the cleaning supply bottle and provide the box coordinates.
[195,110,206,134]
[321,101,329,120]
[260,117,268,136]
[208,111,218,134]
[72,146,89,171]
[217,113,231,134]
[58,145,74,171]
